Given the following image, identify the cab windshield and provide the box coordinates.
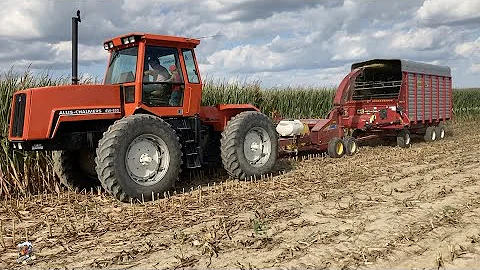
[104,47,138,84]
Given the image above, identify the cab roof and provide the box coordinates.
[105,32,200,48]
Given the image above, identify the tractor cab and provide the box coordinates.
[102,33,202,117]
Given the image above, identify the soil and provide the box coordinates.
[1,121,480,269]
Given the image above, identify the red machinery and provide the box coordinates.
[276,59,452,157]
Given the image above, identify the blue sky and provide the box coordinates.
[0,0,479,88]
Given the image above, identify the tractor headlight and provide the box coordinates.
[121,36,136,45]
[108,41,114,48]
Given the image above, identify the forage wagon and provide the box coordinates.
[275,59,452,156]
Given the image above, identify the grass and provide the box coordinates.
[0,71,479,197]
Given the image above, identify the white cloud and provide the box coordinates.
[469,64,480,74]
[391,27,453,51]
[206,42,286,72]
[331,33,367,60]
[0,0,478,87]
[0,1,46,38]
[455,38,480,58]
[50,41,106,62]
[416,0,480,25]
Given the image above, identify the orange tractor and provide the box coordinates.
[8,12,278,201]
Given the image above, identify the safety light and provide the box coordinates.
[108,41,114,48]
[121,36,136,45]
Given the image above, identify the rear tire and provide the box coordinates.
[53,149,99,191]
[435,125,446,140]
[327,137,345,158]
[424,126,436,142]
[343,136,358,156]
[95,114,182,202]
[397,129,411,148]
[220,111,278,179]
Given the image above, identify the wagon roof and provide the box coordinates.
[351,59,451,77]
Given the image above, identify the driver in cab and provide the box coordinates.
[143,57,171,105]
[144,57,170,82]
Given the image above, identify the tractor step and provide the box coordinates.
[174,119,202,169]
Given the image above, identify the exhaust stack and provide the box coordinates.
[72,10,81,85]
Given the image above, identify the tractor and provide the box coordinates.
[8,11,278,201]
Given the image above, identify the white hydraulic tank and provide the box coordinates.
[276,120,306,137]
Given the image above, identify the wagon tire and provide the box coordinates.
[221,111,278,180]
[327,137,345,158]
[95,114,182,202]
[397,129,411,148]
[343,136,358,156]
[424,126,437,142]
[435,125,446,140]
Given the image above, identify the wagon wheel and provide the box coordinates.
[424,126,437,142]
[327,137,345,158]
[397,129,411,148]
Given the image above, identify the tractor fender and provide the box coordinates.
[199,104,259,131]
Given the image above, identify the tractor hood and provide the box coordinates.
[9,84,123,142]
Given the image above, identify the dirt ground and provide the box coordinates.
[1,121,480,269]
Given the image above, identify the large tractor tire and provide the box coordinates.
[95,114,182,202]
[53,149,99,191]
[220,111,278,179]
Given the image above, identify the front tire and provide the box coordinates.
[95,114,182,202]
[53,149,99,191]
[220,111,278,179]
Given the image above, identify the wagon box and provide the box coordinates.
[349,59,452,126]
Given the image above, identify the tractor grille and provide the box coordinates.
[11,93,26,138]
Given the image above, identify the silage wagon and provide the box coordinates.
[276,59,452,157]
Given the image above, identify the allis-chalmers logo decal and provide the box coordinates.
[58,108,121,116]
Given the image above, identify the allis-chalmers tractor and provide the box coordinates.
[8,12,452,202]
[8,12,280,201]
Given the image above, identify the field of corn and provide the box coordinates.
[1,71,480,268]
[0,71,479,197]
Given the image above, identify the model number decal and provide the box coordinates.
[58,108,121,116]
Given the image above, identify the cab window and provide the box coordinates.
[104,47,138,84]
[182,49,200,83]
[143,46,184,107]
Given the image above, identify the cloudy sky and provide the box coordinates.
[0,0,479,87]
